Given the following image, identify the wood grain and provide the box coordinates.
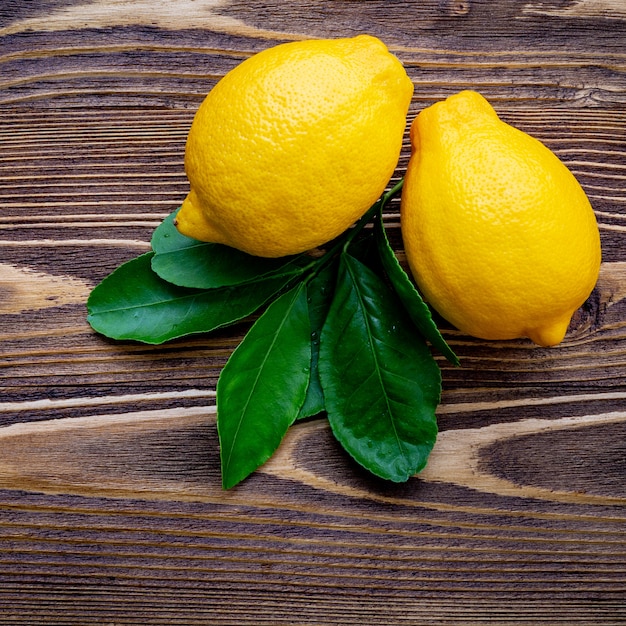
[1,0,625,623]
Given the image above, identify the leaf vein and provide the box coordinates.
[344,256,409,462]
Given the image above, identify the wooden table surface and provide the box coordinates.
[1,1,625,624]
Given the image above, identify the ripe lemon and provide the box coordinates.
[401,90,601,347]
[175,35,413,258]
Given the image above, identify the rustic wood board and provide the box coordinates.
[1,1,625,623]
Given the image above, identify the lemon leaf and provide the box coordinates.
[151,211,307,289]
[297,261,338,420]
[375,211,460,366]
[87,252,294,344]
[319,253,440,482]
[217,282,311,489]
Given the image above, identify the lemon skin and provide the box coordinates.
[176,35,414,258]
[401,90,601,347]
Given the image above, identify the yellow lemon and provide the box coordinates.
[175,35,413,258]
[401,90,601,347]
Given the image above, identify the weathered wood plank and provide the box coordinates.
[0,0,625,623]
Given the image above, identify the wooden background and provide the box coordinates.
[1,0,625,623]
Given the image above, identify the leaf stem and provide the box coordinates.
[341,177,404,254]
[275,177,406,289]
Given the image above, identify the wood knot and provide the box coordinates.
[446,0,470,16]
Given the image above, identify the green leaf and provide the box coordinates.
[375,211,460,366]
[87,252,294,344]
[319,253,441,482]
[151,210,307,289]
[218,282,312,489]
[297,261,338,419]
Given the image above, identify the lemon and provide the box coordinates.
[401,90,601,347]
[175,35,413,258]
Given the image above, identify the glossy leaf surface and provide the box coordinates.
[297,262,338,419]
[87,252,292,344]
[218,282,312,489]
[375,211,460,366]
[151,211,306,289]
[319,253,441,482]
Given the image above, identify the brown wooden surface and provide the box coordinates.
[1,1,625,624]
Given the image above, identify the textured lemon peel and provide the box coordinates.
[401,90,601,347]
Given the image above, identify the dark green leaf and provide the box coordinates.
[375,211,459,366]
[87,252,293,344]
[346,231,381,273]
[151,210,307,289]
[297,261,338,419]
[218,282,311,489]
[319,253,441,482]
